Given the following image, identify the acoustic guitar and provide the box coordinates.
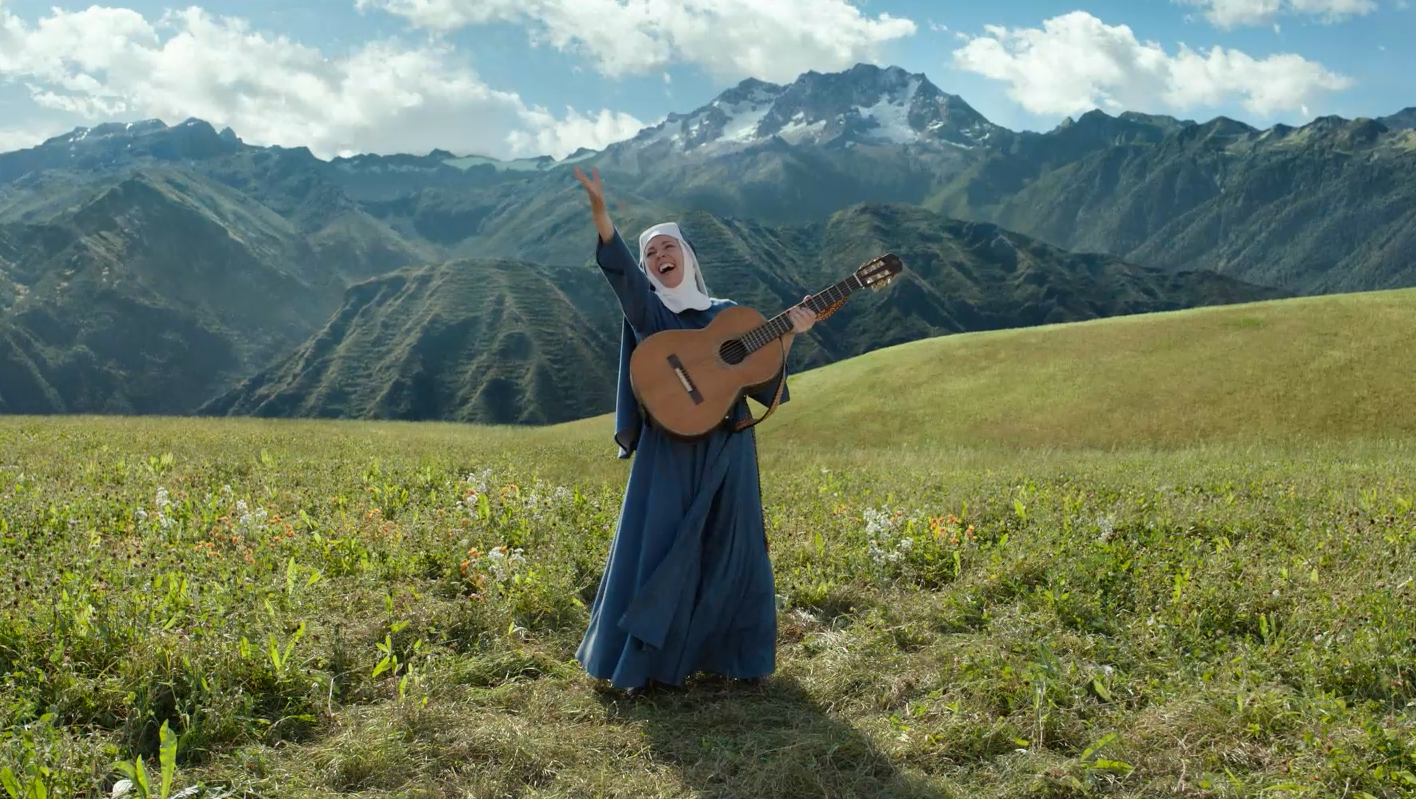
[629,253,904,440]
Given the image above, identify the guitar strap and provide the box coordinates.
[729,364,787,434]
[732,295,849,554]
[727,295,847,435]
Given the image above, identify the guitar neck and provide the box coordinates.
[741,274,864,354]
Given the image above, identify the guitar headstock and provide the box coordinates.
[856,253,903,290]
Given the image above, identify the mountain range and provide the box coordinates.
[2,63,1409,423]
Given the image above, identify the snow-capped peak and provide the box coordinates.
[624,64,999,156]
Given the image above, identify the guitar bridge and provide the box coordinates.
[666,354,703,405]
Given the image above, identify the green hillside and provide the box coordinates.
[0,170,337,414]
[199,258,622,424]
[561,286,1416,450]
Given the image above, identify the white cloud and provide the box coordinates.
[951,11,1352,119]
[0,2,645,159]
[0,127,52,152]
[507,106,651,159]
[1174,0,1378,29]
[354,0,918,82]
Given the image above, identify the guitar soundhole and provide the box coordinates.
[719,339,748,365]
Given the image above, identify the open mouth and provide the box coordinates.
[657,263,676,274]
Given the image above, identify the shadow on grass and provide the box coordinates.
[596,675,947,799]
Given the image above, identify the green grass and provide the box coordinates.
[757,286,1416,450]
[3,290,1416,798]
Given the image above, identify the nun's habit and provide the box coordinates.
[574,222,789,689]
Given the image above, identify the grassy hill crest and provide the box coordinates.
[559,285,1416,450]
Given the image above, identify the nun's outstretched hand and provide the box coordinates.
[574,166,614,243]
[574,166,605,211]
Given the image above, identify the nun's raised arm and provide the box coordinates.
[596,227,660,334]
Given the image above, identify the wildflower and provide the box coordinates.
[862,507,912,571]
[1096,516,1115,542]
[463,468,492,495]
[464,544,527,585]
[235,499,269,536]
[154,487,174,530]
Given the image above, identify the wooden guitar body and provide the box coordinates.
[629,305,785,440]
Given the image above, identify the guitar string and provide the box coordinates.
[720,279,851,362]
[741,278,857,352]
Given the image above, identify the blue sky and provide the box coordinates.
[0,0,1411,159]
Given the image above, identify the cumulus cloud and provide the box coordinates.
[1174,0,1378,29]
[0,2,645,158]
[0,127,51,152]
[507,106,651,159]
[951,11,1353,119]
[354,0,918,82]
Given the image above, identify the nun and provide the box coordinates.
[571,166,817,698]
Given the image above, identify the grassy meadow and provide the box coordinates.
[3,290,1416,798]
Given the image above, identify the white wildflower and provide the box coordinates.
[468,545,527,584]
[235,498,268,535]
[862,507,912,571]
[1096,515,1115,542]
[154,487,174,530]
[463,468,492,495]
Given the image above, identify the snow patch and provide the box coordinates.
[777,113,826,144]
[716,98,773,144]
[856,77,921,144]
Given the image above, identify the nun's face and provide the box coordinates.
[643,234,686,289]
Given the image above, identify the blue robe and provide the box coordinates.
[574,228,789,689]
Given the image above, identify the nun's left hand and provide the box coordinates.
[788,295,816,333]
